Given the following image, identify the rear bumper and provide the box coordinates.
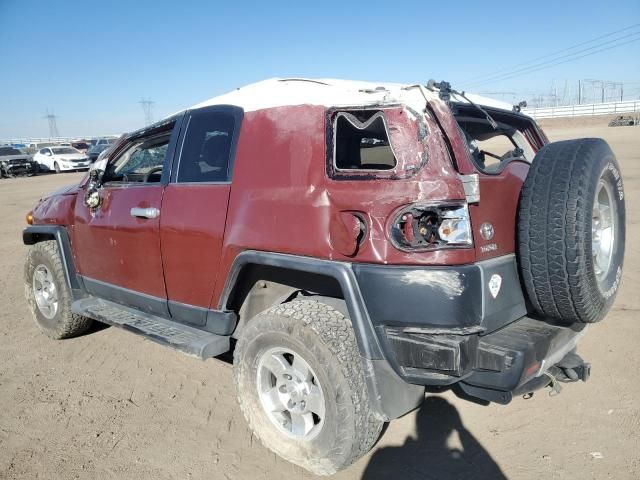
[382,316,587,399]
[353,254,590,403]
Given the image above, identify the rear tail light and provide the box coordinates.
[390,203,472,251]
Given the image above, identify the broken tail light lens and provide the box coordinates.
[390,203,472,251]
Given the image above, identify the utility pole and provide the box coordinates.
[578,80,581,105]
[139,98,155,126]
[44,109,60,138]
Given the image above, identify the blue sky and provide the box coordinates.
[1,0,639,138]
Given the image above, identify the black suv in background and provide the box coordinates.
[0,146,39,177]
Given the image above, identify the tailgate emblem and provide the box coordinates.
[480,222,494,240]
[489,274,502,298]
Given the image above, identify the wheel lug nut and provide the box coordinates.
[283,374,292,380]
[279,385,287,393]
[300,401,305,409]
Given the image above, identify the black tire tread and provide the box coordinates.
[518,138,619,323]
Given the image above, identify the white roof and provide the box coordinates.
[189,78,513,114]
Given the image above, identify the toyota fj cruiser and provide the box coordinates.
[23,78,625,475]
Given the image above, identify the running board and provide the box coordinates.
[72,297,230,359]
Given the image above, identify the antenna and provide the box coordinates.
[139,98,155,126]
[44,109,60,138]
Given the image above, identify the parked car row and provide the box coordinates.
[0,138,116,178]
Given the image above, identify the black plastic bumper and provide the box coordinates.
[3,163,38,176]
[381,315,588,402]
[353,254,528,333]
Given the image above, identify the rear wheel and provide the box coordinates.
[233,299,383,475]
[518,138,625,323]
[24,241,93,339]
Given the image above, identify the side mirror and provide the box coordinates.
[89,168,102,183]
[84,168,104,209]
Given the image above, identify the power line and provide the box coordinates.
[466,36,640,89]
[466,31,640,88]
[462,23,640,85]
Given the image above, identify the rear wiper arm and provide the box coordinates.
[427,79,499,130]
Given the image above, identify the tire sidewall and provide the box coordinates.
[235,316,356,473]
[588,155,625,309]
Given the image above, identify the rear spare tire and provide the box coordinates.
[518,138,625,323]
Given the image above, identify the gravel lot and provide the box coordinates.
[1,120,639,480]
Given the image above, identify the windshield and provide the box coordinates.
[0,147,22,156]
[52,147,80,154]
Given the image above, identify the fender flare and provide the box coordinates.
[219,250,383,360]
[23,225,86,299]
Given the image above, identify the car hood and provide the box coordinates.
[0,154,32,162]
[54,153,88,161]
[47,182,82,197]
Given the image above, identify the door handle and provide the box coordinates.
[130,207,160,219]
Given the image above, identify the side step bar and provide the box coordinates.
[72,297,230,359]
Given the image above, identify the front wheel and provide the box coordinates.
[233,300,383,475]
[24,241,93,339]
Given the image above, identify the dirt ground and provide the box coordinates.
[1,119,639,480]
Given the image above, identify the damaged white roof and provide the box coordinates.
[190,78,513,113]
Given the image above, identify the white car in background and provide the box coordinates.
[33,146,91,173]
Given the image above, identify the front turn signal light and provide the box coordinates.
[26,212,33,225]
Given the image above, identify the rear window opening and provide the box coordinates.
[454,109,536,174]
[333,111,397,171]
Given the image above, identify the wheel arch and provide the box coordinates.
[219,251,382,360]
[23,225,85,297]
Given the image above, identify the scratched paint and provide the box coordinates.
[400,270,465,299]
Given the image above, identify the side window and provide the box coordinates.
[177,110,235,183]
[333,111,396,171]
[103,135,169,183]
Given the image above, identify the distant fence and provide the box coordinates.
[0,135,120,145]
[523,100,640,119]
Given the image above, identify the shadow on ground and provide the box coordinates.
[362,396,506,480]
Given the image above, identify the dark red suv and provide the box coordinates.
[23,78,625,475]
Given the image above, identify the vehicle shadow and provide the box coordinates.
[361,396,506,480]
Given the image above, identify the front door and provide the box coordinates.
[73,123,178,316]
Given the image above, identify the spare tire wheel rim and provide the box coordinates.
[256,347,326,440]
[32,264,59,319]
[592,177,616,289]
